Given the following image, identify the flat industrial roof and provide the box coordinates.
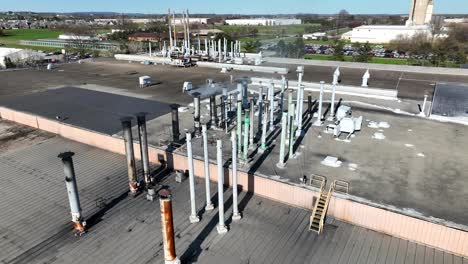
[0,122,463,263]
[0,87,171,134]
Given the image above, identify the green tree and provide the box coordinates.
[331,40,345,61]
[145,20,166,34]
[276,39,287,57]
[243,39,261,53]
[293,38,305,58]
[355,42,371,62]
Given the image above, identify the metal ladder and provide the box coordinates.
[309,177,349,234]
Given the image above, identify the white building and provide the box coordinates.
[172,18,210,25]
[444,18,468,24]
[342,25,431,43]
[303,32,326,40]
[0,48,44,68]
[225,18,301,26]
[341,0,434,43]
[58,34,99,41]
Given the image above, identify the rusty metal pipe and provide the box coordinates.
[136,112,150,186]
[170,104,180,143]
[121,117,138,195]
[58,151,86,234]
[159,189,180,264]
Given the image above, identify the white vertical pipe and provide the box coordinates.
[186,9,191,51]
[231,131,241,220]
[186,133,200,223]
[296,85,304,136]
[218,39,222,63]
[260,101,268,152]
[314,81,324,126]
[216,140,228,234]
[269,83,274,131]
[202,126,214,211]
[277,112,288,168]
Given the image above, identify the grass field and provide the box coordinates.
[304,39,334,45]
[0,29,63,50]
[304,54,410,65]
[216,24,321,37]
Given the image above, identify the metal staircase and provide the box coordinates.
[309,176,349,234]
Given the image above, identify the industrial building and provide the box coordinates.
[0,49,468,263]
[19,39,120,51]
[1,4,468,263]
[225,18,301,26]
[342,0,434,43]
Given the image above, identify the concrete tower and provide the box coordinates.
[407,0,434,26]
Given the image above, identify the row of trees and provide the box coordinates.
[331,40,372,62]
[389,24,468,66]
[275,38,306,58]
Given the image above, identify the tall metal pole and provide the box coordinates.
[121,117,138,195]
[159,189,181,264]
[193,92,202,137]
[202,125,214,211]
[186,133,200,223]
[314,81,324,126]
[58,152,86,234]
[231,131,241,220]
[168,9,173,49]
[170,104,180,143]
[216,140,228,234]
[136,112,151,186]
[186,9,192,49]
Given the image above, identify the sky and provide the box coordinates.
[1,0,467,15]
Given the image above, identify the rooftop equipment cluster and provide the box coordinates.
[160,9,246,66]
[57,65,365,261]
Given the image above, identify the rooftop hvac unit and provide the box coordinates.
[139,76,152,88]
